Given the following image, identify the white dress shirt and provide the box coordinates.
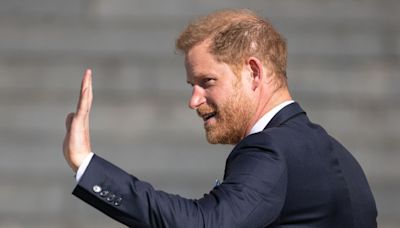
[247,100,294,136]
[75,152,94,182]
[75,100,294,182]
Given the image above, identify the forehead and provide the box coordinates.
[185,42,214,71]
[185,42,234,80]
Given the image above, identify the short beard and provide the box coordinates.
[202,90,255,145]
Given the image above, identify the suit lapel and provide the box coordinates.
[264,102,306,129]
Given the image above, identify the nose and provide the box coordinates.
[188,85,206,109]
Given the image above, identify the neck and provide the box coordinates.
[243,87,292,138]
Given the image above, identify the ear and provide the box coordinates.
[247,57,263,91]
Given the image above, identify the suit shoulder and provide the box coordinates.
[243,124,301,147]
[228,129,290,163]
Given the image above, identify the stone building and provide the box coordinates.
[0,0,399,227]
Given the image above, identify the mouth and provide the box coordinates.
[201,111,217,122]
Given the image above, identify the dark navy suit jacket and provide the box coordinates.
[73,102,377,227]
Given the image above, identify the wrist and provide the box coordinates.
[75,152,95,182]
[69,152,91,173]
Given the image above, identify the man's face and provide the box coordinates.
[185,42,256,144]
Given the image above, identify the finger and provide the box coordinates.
[85,72,93,129]
[76,69,92,117]
[76,69,91,112]
[65,112,75,132]
[76,70,88,112]
[87,70,93,112]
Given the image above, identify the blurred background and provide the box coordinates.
[0,0,399,227]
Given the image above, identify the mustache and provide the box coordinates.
[196,104,217,117]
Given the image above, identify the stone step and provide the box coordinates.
[1,0,399,23]
[1,11,398,59]
[0,171,398,227]
[0,60,398,98]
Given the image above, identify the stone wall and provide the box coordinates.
[0,0,399,227]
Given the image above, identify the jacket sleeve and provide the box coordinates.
[72,134,287,228]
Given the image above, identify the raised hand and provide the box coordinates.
[63,69,93,172]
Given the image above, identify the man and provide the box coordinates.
[63,9,377,227]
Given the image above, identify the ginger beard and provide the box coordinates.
[197,81,256,145]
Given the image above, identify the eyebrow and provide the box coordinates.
[186,75,201,86]
[186,72,216,87]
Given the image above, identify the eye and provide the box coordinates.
[203,78,216,87]
[186,81,194,87]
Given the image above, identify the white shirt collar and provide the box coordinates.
[247,100,294,136]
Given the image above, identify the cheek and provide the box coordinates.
[205,90,223,106]
[205,81,238,108]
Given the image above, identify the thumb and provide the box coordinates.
[65,112,75,132]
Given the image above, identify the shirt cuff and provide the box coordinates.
[75,152,94,182]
